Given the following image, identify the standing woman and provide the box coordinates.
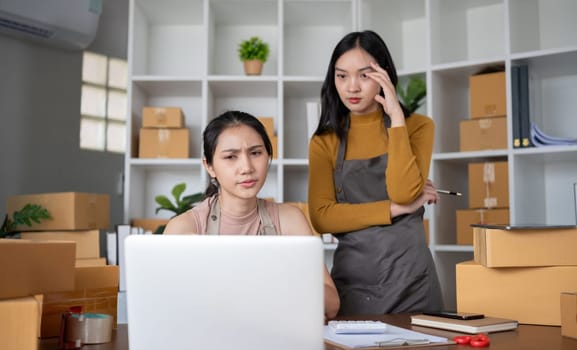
[308,31,443,316]
[164,110,340,319]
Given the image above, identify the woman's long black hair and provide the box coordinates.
[202,110,273,197]
[316,30,410,141]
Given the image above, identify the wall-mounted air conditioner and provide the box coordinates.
[0,0,101,50]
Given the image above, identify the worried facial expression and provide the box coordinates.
[334,48,382,115]
[205,124,270,201]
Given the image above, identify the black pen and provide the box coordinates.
[436,189,462,196]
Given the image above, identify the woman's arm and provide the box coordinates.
[278,203,340,319]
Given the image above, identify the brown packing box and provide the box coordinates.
[257,117,275,138]
[468,161,509,208]
[20,230,100,259]
[6,192,110,231]
[0,296,40,350]
[0,240,75,299]
[423,218,429,245]
[456,208,509,245]
[456,261,577,325]
[469,71,506,119]
[40,265,119,338]
[460,116,507,151]
[142,106,184,128]
[561,292,577,339]
[473,225,577,267]
[131,218,170,233]
[139,128,189,158]
[270,134,278,159]
[75,257,107,267]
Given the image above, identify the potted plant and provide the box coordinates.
[153,182,203,234]
[397,76,426,114]
[1,203,52,238]
[238,36,270,75]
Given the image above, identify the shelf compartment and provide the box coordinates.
[509,0,577,55]
[283,0,353,77]
[283,81,322,159]
[208,0,278,76]
[206,80,278,130]
[431,156,508,245]
[430,62,505,154]
[431,251,473,310]
[511,151,577,226]
[512,50,577,141]
[430,0,505,65]
[131,0,204,76]
[359,0,427,72]
[130,80,203,158]
[283,166,309,203]
[127,164,205,220]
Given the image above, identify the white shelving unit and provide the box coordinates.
[124,0,577,310]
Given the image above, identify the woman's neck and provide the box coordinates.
[217,194,258,217]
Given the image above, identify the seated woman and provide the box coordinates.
[164,110,340,319]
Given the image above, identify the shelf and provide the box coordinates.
[125,0,577,312]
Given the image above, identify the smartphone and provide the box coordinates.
[423,311,485,320]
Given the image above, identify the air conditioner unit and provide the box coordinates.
[0,0,101,50]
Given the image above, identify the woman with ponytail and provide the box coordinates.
[164,110,340,319]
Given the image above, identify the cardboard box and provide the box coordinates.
[460,116,507,151]
[469,71,506,119]
[468,161,509,209]
[6,192,110,231]
[257,117,275,138]
[131,218,170,234]
[456,261,577,325]
[561,292,577,339]
[142,107,184,128]
[270,134,278,159]
[456,208,509,245]
[40,265,119,338]
[20,230,100,259]
[75,257,107,267]
[0,240,75,299]
[0,296,40,350]
[473,226,577,267]
[139,128,189,158]
[423,219,429,245]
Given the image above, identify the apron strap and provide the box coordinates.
[206,196,277,235]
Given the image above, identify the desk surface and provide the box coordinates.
[39,314,577,350]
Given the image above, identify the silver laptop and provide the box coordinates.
[125,234,325,350]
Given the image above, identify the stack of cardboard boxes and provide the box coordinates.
[4,192,119,341]
[457,225,577,332]
[456,68,510,245]
[139,107,189,158]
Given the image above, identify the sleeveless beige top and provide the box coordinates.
[185,196,281,235]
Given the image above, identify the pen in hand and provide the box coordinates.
[436,189,462,196]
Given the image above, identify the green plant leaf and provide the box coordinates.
[397,76,426,114]
[238,36,270,62]
[154,195,176,214]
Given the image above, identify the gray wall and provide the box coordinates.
[0,0,128,230]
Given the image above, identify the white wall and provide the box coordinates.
[0,0,128,230]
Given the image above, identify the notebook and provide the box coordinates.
[124,234,325,350]
[411,314,518,334]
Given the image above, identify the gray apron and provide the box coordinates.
[206,196,277,235]
[331,118,443,316]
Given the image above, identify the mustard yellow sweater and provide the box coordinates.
[308,109,434,234]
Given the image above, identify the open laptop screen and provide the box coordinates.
[125,234,325,350]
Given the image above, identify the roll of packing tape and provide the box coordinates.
[83,313,113,344]
[63,313,113,346]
